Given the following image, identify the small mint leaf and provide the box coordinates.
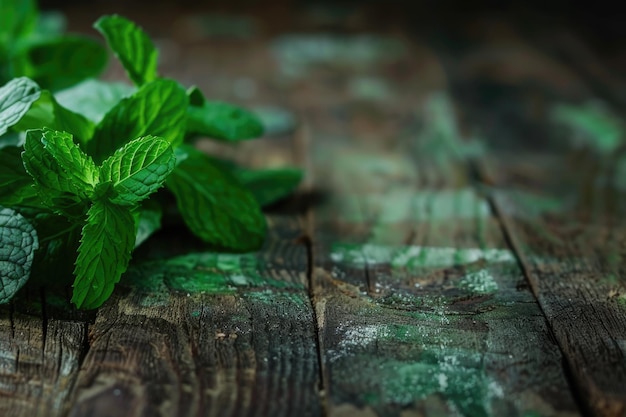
[0,207,39,304]
[99,135,175,206]
[71,200,135,309]
[94,15,158,86]
[187,99,264,142]
[0,77,41,136]
[166,145,266,251]
[22,129,97,201]
[88,79,187,162]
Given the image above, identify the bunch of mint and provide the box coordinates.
[0,13,302,309]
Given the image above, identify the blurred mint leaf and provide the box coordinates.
[186,87,263,141]
[94,15,158,86]
[55,79,134,123]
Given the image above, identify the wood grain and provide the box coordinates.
[302,38,580,416]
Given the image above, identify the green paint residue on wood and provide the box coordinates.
[551,101,623,154]
[330,319,503,417]
[415,92,486,164]
[272,34,407,78]
[457,269,499,294]
[123,251,304,301]
[331,243,514,269]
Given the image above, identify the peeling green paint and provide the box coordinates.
[457,269,499,294]
[329,319,503,417]
[331,243,515,269]
[551,101,623,154]
[123,251,305,303]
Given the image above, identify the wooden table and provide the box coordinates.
[2,4,626,416]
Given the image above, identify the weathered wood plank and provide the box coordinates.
[0,294,90,417]
[437,24,626,416]
[67,218,319,417]
[480,152,626,417]
[302,34,580,415]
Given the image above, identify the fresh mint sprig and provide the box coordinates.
[0,12,303,309]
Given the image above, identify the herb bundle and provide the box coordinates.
[0,8,302,309]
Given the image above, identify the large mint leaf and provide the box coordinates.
[94,15,158,86]
[0,146,37,206]
[166,145,266,251]
[88,79,187,162]
[0,207,39,303]
[186,87,263,141]
[14,90,95,144]
[0,77,40,136]
[12,36,108,91]
[100,135,175,206]
[71,200,135,309]
[23,129,97,201]
[56,79,134,123]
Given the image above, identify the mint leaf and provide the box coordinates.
[94,15,158,86]
[0,146,38,206]
[14,90,95,144]
[0,77,41,136]
[0,207,39,303]
[71,200,135,309]
[166,146,266,251]
[234,167,303,207]
[12,36,108,91]
[55,79,134,123]
[23,129,97,202]
[134,200,162,248]
[0,0,36,47]
[88,79,187,162]
[100,135,175,206]
[186,90,264,141]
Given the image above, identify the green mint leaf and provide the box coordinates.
[186,90,264,141]
[55,79,134,123]
[234,167,303,207]
[0,77,41,136]
[28,213,79,287]
[100,135,175,206]
[0,0,36,47]
[94,15,158,86]
[88,79,187,162]
[134,200,162,248]
[14,90,95,144]
[0,146,38,206]
[22,129,97,201]
[34,11,66,38]
[11,36,108,91]
[0,206,39,303]
[166,145,266,251]
[71,200,135,309]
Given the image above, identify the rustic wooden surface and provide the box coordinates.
[2,3,626,417]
